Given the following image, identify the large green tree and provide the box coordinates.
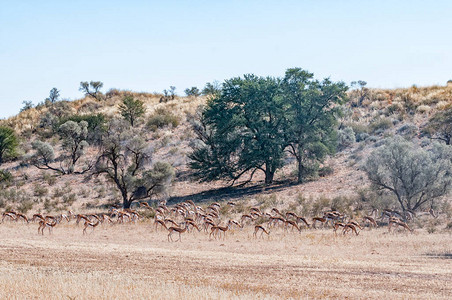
[190,75,286,184]
[282,68,348,183]
[0,126,18,165]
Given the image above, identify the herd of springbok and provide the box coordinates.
[1,200,437,241]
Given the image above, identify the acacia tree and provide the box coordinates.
[30,120,90,174]
[202,81,222,96]
[118,96,145,127]
[365,137,452,212]
[79,81,104,100]
[422,107,452,145]
[184,87,201,98]
[47,88,60,103]
[281,68,348,183]
[95,119,174,208]
[0,126,18,165]
[189,75,286,184]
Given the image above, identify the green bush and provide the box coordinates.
[0,169,13,183]
[59,113,106,144]
[146,108,180,131]
[33,184,49,197]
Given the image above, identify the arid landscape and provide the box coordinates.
[0,82,452,299]
[0,220,451,299]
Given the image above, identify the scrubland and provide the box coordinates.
[0,221,451,299]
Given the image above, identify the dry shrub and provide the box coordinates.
[369,117,393,133]
[147,108,180,131]
[417,105,431,114]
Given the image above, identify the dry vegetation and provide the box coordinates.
[1,83,452,299]
[0,221,451,299]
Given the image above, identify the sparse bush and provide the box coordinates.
[318,165,334,177]
[369,117,393,134]
[52,187,63,198]
[42,173,57,186]
[17,200,33,213]
[367,135,378,143]
[77,101,103,114]
[0,169,13,183]
[346,123,369,136]
[33,184,48,197]
[59,113,106,145]
[337,127,355,151]
[385,102,404,115]
[147,108,180,131]
[356,132,369,142]
[311,196,331,216]
[62,193,76,205]
[417,105,431,114]
[396,123,418,137]
[96,186,106,199]
[445,222,452,230]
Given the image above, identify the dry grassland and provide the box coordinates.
[0,222,451,299]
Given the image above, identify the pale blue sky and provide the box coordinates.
[1,0,451,118]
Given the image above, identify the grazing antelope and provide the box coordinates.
[83,219,100,235]
[362,216,378,228]
[38,220,57,235]
[343,223,359,236]
[312,217,327,229]
[253,225,270,239]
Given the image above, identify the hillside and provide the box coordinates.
[0,83,452,217]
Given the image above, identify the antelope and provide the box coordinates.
[167,224,189,242]
[83,219,100,235]
[253,225,270,239]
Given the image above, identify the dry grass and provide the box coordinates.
[0,222,451,299]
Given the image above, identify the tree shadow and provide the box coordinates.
[168,180,299,205]
[424,253,452,260]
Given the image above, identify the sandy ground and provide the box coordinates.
[0,221,451,299]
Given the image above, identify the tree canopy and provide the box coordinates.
[95,119,174,208]
[79,81,104,100]
[118,96,146,127]
[189,68,347,185]
[0,126,18,165]
[365,137,452,212]
[422,107,452,145]
[282,68,348,182]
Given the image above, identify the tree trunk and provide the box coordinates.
[297,157,303,184]
[264,169,274,184]
[123,199,133,209]
[120,188,132,209]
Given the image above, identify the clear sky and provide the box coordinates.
[1,0,451,119]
